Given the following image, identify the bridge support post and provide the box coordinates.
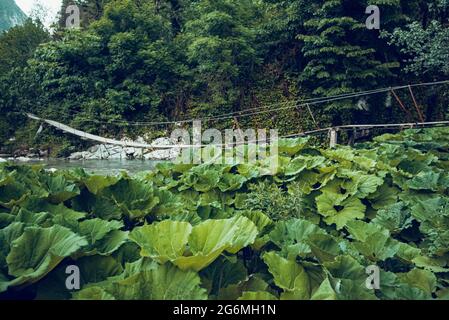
[329,128,338,148]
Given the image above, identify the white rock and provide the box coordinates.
[67,136,183,161]
[68,151,90,160]
[16,157,32,162]
[144,138,181,160]
[0,158,6,162]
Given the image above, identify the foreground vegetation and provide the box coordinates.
[1,128,449,300]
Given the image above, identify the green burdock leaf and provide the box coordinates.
[317,194,365,230]
[269,219,325,259]
[338,169,384,199]
[367,184,399,210]
[35,255,123,300]
[74,263,207,300]
[411,197,449,256]
[346,221,400,262]
[284,155,326,176]
[130,217,258,272]
[238,210,273,233]
[72,191,122,220]
[78,219,124,245]
[398,269,437,296]
[130,220,192,264]
[412,255,449,273]
[372,202,413,233]
[78,255,124,284]
[407,171,440,191]
[0,222,26,270]
[263,251,311,300]
[40,175,80,203]
[316,179,350,206]
[1,225,87,292]
[82,175,119,195]
[200,255,248,296]
[64,218,129,256]
[217,173,247,192]
[103,179,160,220]
[0,169,15,187]
[91,230,129,256]
[278,137,310,156]
[307,234,341,263]
[20,199,87,228]
[311,277,337,300]
[321,147,355,164]
[322,255,377,300]
[396,243,421,263]
[180,166,221,192]
[7,225,87,277]
[0,182,36,208]
[173,216,258,271]
[14,208,51,226]
[323,255,366,280]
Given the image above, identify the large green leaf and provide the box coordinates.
[1,225,88,292]
[129,220,192,263]
[40,175,80,203]
[74,263,207,300]
[130,216,258,272]
[262,251,311,300]
[82,175,119,195]
[173,216,258,271]
[102,178,160,220]
[317,193,366,230]
[269,219,325,259]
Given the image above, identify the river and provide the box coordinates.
[11,159,165,175]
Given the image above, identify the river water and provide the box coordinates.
[12,159,164,175]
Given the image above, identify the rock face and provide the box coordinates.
[0,0,26,32]
[68,137,182,161]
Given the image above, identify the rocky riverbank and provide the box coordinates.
[1,136,183,162]
[68,137,181,161]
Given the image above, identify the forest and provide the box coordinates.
[1,0,449,303]
[0,0,448,156]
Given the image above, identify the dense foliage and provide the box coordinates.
[0,0,448,151]
[2,128,449,300]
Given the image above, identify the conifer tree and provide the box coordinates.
[297,0,400,124]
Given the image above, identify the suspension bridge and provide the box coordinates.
[25,80,449,149]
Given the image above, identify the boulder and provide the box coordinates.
[67,136,182,161]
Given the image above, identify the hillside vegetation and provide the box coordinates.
[0,0,448,154]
